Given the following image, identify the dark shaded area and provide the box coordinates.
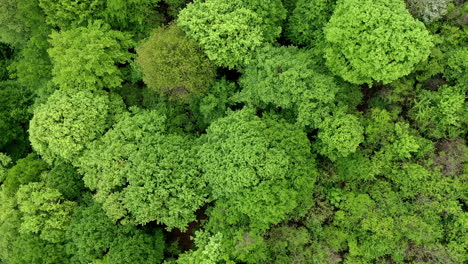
[165,206,209,252]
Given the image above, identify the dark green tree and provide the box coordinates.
[42,162,85,200]
[105,226,165,264]
[237,46,339,128]
[198,78,238,125]
[2,153,48,196]
[66,198,165,264]
[0,81,32,150]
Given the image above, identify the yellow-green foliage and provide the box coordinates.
[29,89,125,165]
[178,0,286,68]
[48,21,133,91]
[324,0,433,84]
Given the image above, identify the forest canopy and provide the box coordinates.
[0,0,466,263]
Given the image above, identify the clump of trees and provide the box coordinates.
[0,0,466,263]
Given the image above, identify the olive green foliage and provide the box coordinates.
[0,0,27,45]
[136,25,216,102]
[433,138,467,177]
[198,108,316,230]
[409,85,467,139]
[406,0,453,24]
[48,21,133,90]
[286,0,335,47]
[324,0,433,84]
[29,89,125,165]
[264,226,313,264]
[78,109,207,229]
[2,153,48,196]
[16,182,76,243]
[0,81,32,149]
[178,0,286,68]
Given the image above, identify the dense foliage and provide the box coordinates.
[136,24,216,102]
[0,0,466,263]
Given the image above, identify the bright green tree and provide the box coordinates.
[176,232,233,264]
[285,0,335,47]
[136,24,216,102]
[38,0,104,29]
[198,108,316,231]
[178,0,286,68]
[5,234,71,264]
[39,0,162,36]
[48,21,133,90]
[29,89,125,165]
[315,109,364,160]
[16,182,76,243]
[78,108,207,230]
[324,0,433,84]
